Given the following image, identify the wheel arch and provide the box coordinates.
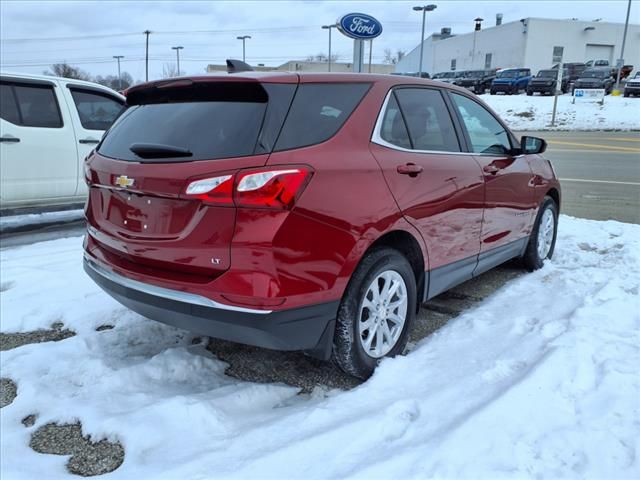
[546,187,561,209]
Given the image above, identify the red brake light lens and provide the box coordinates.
[235,168,312,209]
[184,167,312,209]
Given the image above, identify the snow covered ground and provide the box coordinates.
[1,215,639,479]
[0,209,84,233]
[482,93,639,131]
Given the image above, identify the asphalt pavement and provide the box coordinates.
[516,130,640,223]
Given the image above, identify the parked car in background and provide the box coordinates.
[454,69,497,94]
[573,67,615,94]
[624,71,640,97]
[432,71,465,84]
[585,59,610,68]
[620,65,634,81]
[527,69,569,95]
[552,62,586,83]
[0,72,125,212]
[84,72,560,379]
[391,72,431,79]
[490,68,532,95]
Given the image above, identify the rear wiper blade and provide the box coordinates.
[130,143,192,158]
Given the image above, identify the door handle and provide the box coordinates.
[483,164,500,175]
[397,163,423,177]
[79,138,99,144]
[0,135,20,143]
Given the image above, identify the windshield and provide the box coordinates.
[582,70,606,79]
[433,72,453,79]
[464,70,485,78]
[497,70,517,78]
[537,70,557,78]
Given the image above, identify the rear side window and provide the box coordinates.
[0,82,62,128]
[274,83,370,151]
[394,88,460,152]
[69,89,124,130]
[380,94,411,149]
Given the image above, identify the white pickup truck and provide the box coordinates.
[0,72,125,212]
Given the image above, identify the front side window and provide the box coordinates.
[69,89,124,130]
[450,93,511,155]
[394,88,460,152]
[1,83,62,128]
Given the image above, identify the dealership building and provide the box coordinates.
[396,16,640,75]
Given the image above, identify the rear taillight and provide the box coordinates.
[184,166,313,209]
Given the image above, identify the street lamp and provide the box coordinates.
[113,55,124,90]
[171,46,184,76]
[413,4,437,78]
[236,35,251,63]
[321,24,337,72]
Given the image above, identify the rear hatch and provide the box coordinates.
[85,75,298,279]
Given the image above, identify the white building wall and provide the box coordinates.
[524,18,640,73]
[396,17,640,76]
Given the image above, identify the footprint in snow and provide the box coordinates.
[0,281,15,292]
[481,360,527,383]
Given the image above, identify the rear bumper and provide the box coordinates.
[84,257,338,359]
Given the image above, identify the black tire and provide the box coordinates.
[623,92,629,97]
[522,196,559,272]
[490,89,496,95]
[526,90,533,96]
[332,248,417,379]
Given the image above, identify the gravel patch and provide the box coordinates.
[0,322,76,351]
[1,377,17,408]
[22,414,37,427]
[30,422,124,477]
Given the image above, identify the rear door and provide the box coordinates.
[0,78,77,206]
[370,87,485,298]
[63,85,125,196]
[448,92,536,263]
[85,78,297,277]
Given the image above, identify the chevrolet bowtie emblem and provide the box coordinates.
[115,175,134,188]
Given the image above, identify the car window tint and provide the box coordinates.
[70,89,124,130]
[451,93,511,155]
[98,101,267,162]
[12,84,62,128]
[394,88,460,152]
[0,84,21,124]
[380,93,411,149]
[275,83,370,151]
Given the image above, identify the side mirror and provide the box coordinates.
[520,135,547,154]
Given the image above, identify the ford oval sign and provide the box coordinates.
[337,13,382,40]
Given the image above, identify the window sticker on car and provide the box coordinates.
[320,106,342,118]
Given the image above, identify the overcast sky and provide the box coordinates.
[1,0,638,81]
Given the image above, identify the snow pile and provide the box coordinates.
[482,93,639,131]
[1,216,639,479]
[0,209,84,233]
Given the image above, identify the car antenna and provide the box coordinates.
[226,59,254,73]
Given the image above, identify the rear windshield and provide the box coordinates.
[98,83,295,162]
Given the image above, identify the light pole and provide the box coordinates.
[171,46,184,76]
[413,4,437,78]
[615,0,632,90]
[113,55,124,90]
[143,30,151,81]
[321,24,337,72]
[236,35,251,63]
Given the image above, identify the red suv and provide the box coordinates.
[84,73,560,379]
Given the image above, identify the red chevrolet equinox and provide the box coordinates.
[84,72,560,379]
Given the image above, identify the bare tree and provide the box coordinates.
[44,63,92,81]
[383,49,407,65]
[305,53,339,63]
[94,72,134,90]
[162,63,182,78]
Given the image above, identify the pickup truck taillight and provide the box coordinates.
[184,166,313,209]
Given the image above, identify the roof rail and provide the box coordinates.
[226,59,254,74]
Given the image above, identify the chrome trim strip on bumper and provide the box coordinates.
[84,254,272,315]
